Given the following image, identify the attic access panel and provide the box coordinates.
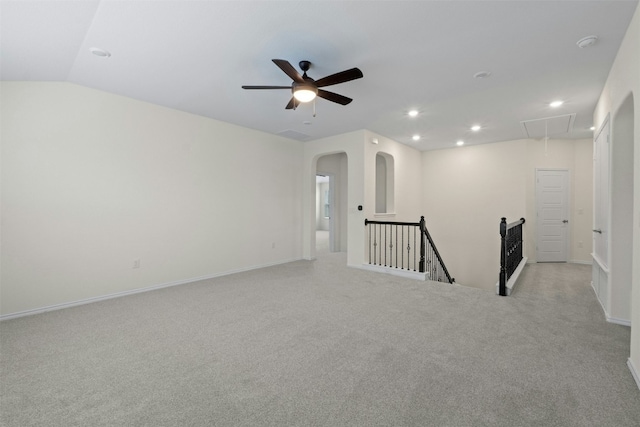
[277,129,312,141]
[520,113,576,138]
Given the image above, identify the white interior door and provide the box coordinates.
[536,169,570,262]
[593,120,610,268]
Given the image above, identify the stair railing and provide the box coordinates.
[499,217,525,296]
[419,216,455,284]
[364,216,454,284]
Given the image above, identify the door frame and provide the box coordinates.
[535,168,571,262]
[593,115,610,269]
[326,173,336,252]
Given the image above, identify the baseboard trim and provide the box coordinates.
[527,260,592,265]
[628,359,640,391]
[0,258,302,321]
[358,264,429,281]
[589,281,631,326]
[607,316,631,327]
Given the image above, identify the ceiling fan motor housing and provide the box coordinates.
[293,81,317,92]
[299,60,312,72]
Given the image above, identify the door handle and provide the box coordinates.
[562,220,569,223]
[593,229,602,234]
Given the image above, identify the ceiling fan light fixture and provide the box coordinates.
[293,84,318,103]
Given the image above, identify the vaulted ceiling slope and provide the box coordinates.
[1,0,638,150]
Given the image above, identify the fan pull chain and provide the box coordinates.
[313,98,316,117]
[544,120,548,157]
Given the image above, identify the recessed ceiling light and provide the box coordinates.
[408,110,419,117]
[471,125,481,132]
[590,126,595,131]
[474,71,491,79]
[412,135,420,141]
[549,100,563,108]
[90,47,111,58]
[577,35,598,48]
[456,140,464,146]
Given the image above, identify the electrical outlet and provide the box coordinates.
[578,241,583,248]
[133,259,141,269]
[271,242,276,249]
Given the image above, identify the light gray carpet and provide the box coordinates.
[316,230,330,254]
[1,254,639,426]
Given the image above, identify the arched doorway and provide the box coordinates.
[315,152,348,254]
[610,93,635,322]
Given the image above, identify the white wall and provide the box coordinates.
[302,130,422,266]
[593,2,640,381]
[524,138,594,264]
[421,138,593,291]
[303,131,365,265]
[364,131,422,223]
[421,140,527,290]
[1,82,303,317]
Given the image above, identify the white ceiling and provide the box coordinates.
[1,0,638,150]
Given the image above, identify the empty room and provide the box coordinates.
[1,1,640,426]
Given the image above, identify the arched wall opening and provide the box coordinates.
[305,151,350,260]
[610,92,635,321]
[375,152,395,214]
[302,130,367,266]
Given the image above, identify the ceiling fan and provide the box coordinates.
[242,59,363,110]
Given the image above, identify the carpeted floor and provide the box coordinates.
[1,254,639,426]
[316,230,330,254]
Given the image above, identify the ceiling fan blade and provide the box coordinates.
[317,89,352,105]
[315,68,363,88]
[285,97,300,110]
[272,59,304,83]
[242,85,291,90]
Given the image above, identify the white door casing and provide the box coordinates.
[536,169,570,262]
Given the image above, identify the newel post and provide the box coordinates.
[499,217,507,296]
[419,216,426,273]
